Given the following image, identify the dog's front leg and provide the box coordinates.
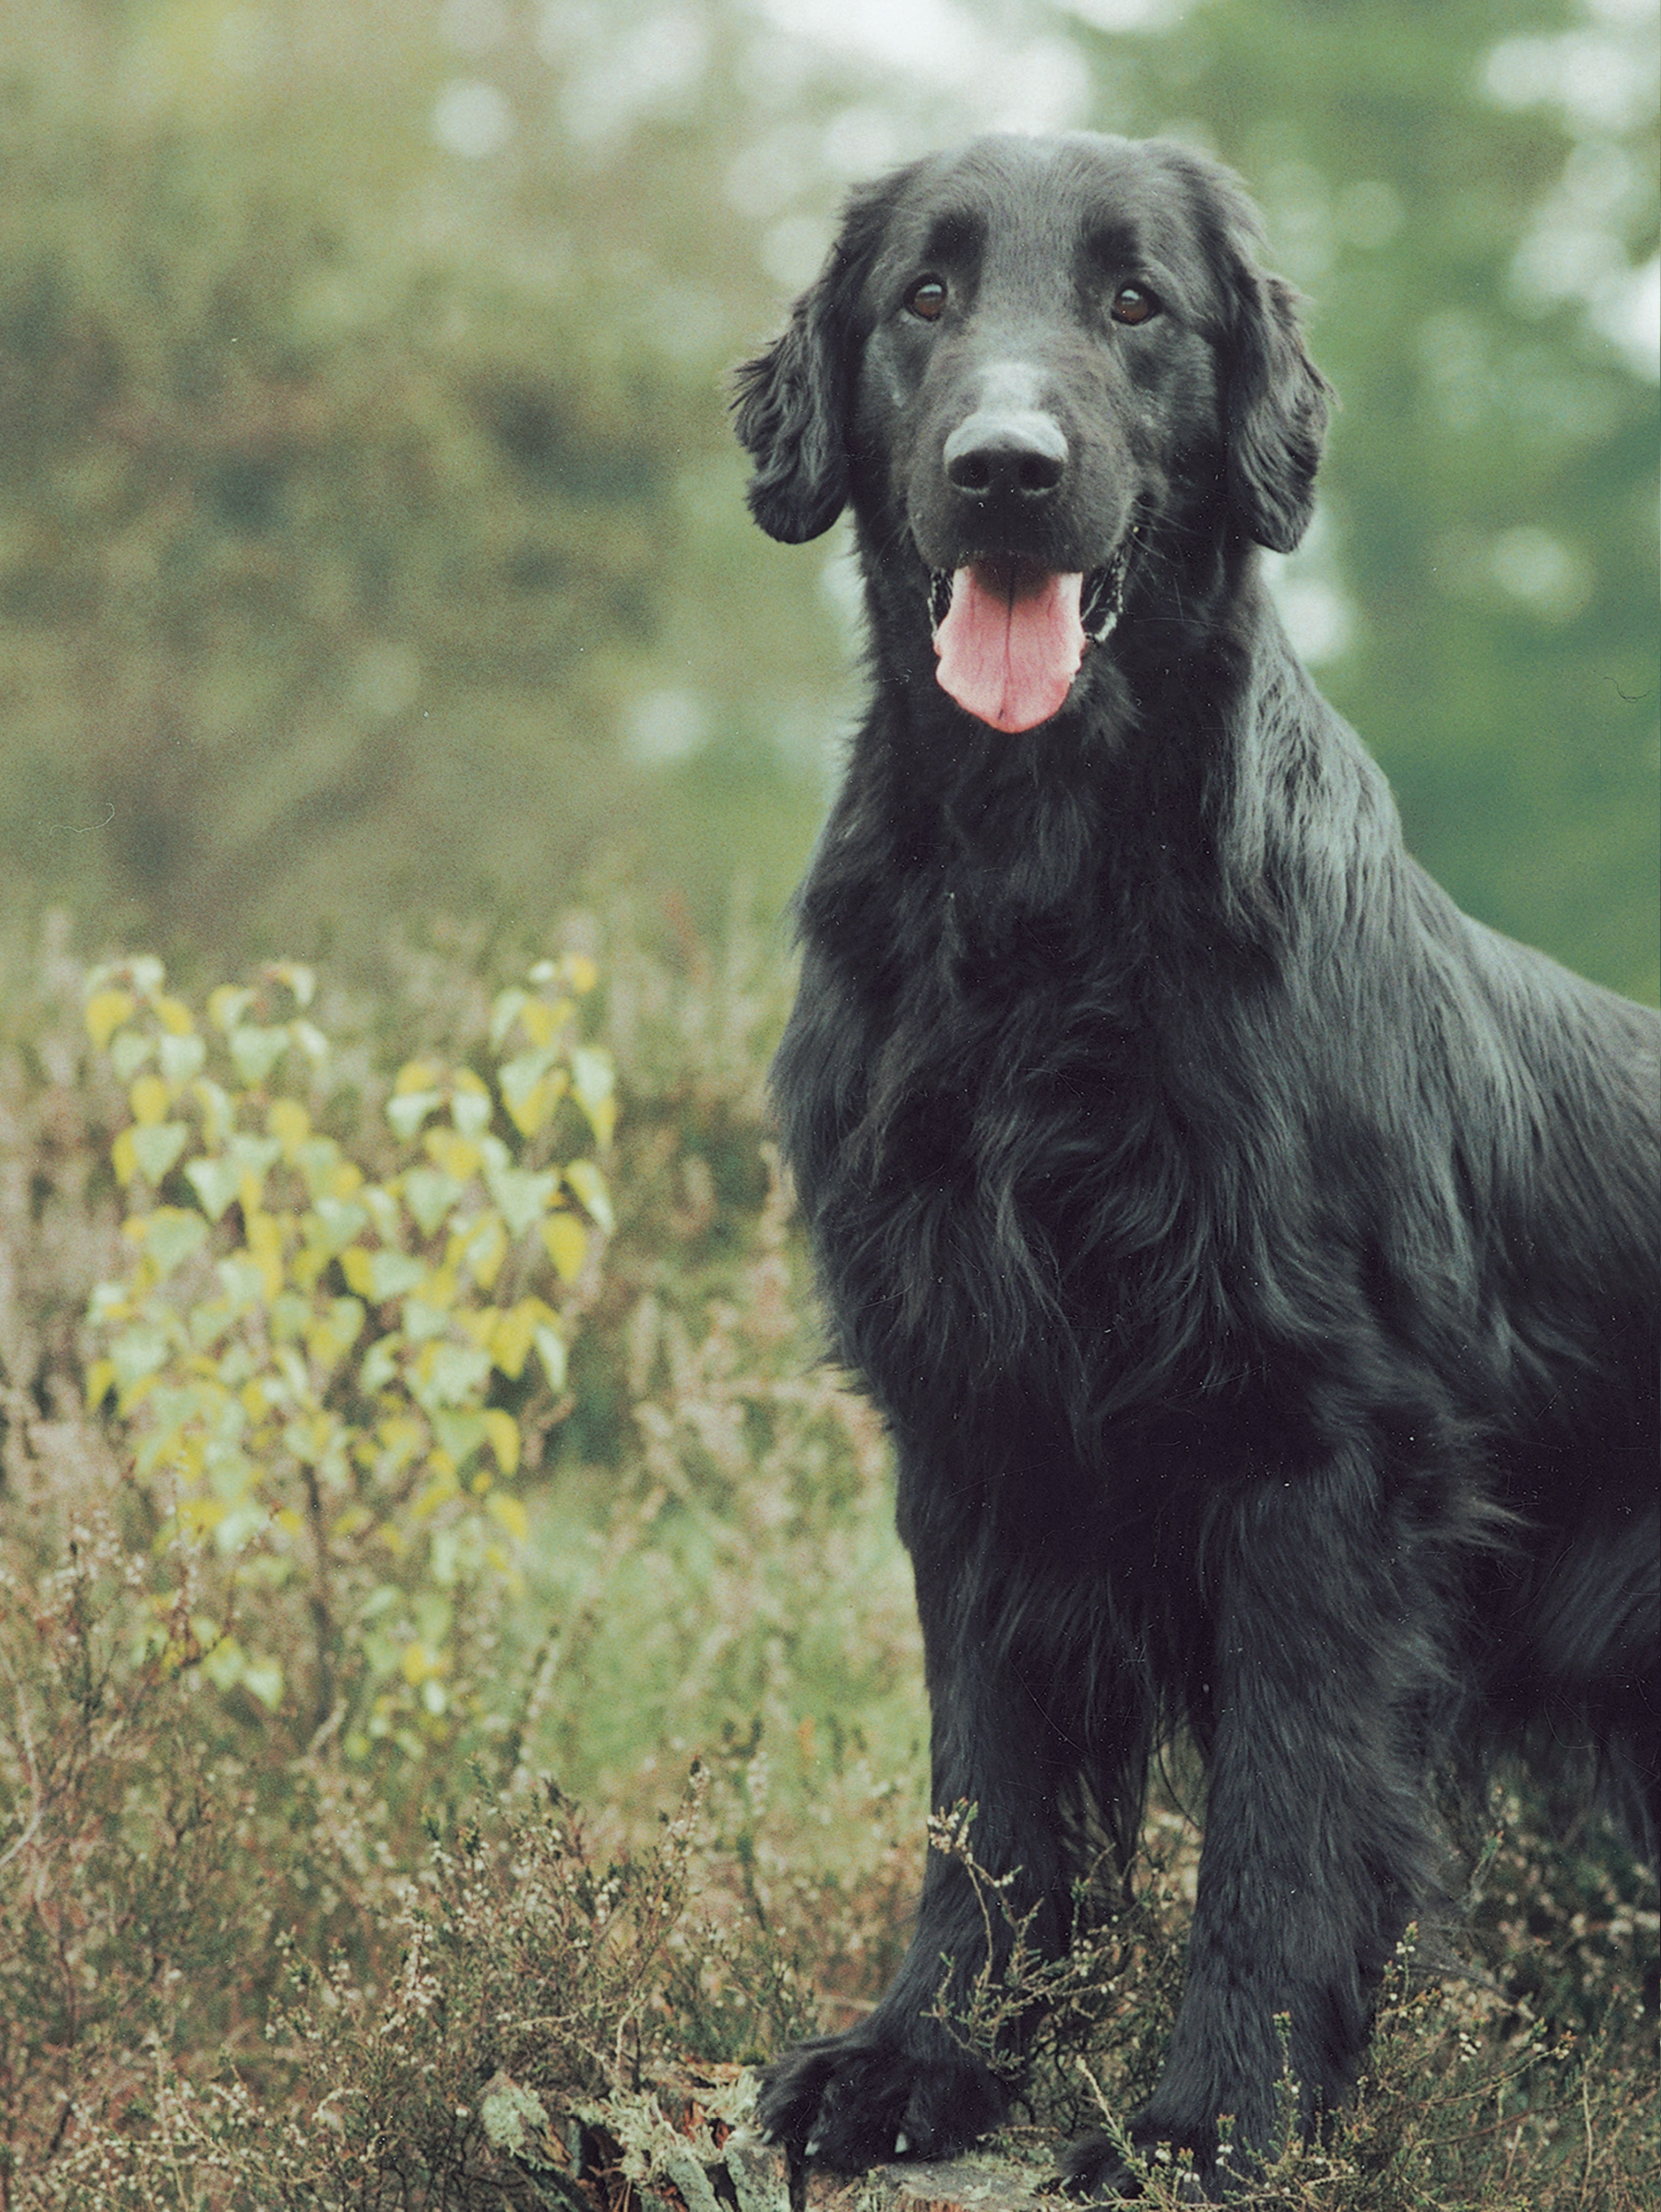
[758,1536,1079,2170]
[1073,1456,1443,2199]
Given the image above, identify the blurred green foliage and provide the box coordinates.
[0,0,1653,995]
[1073,0,1659,998]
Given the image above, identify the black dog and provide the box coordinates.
[732,133,1658,2197]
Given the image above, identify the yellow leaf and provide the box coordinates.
[503,1076,552,1139]
[111,1128,140,1186]
[415,1468,457,1515]
[486,1491,530,1543]
[487,1299,538,1379]
[244,1213,284,1298]
[400,1639,443,1686]
[268,1097,311,1160]
[129,1074,170,1127]
[564,954,598,996]
[395,1058,443,1096]
[424,1128,482,1181]
[328,1159,364,1199]
[85,1358,116,1408]
[482,1408,521,1476]
[541,1212,588,1283]
[339,1246,375,1298]
[519,997,559,1049]
[153,994,195,1037]
[461,1212,507,1292]
[208,985,253,1032]
[85,989,136,1050]
[268,961,315,1009]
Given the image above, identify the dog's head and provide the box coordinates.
[732,133,1331,733]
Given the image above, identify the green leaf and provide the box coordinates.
[186,1155,243,1221]
[216,1501,267,1556]
[400,1297,451,1342]
[359,1338,400,1394]
[489,987,528,1049]
[310,1197,369,1253]
[227,1133,284,1184]
[367,1251,426,1300]
[414,1341,491,1410]
[571,1047,615,1145]
[228,1026,288,1084]
[270,1291,311,1341]
[240,1654,285,1710]
[485,1164,558,1238]
[109,1029,155,1081]
[450,1085,493,1137]
[563,1159,615,1236]
[215,1255,269,1312]
[498,1046,555,1110]
[293,1136,344,1199]
[402,1166,464,1237]
[387,1088,442,1139]
[431,1408,487,1463]
[130,1122,188,1183]
[534,1324,567,1393]
[158,1030,206,1086]
[109,1326,170,1395]
[143,1207,209,1276]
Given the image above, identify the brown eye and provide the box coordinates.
[1111,282,1159,326]
[907,277,947,322]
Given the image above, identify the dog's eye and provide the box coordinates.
[906,278,948,322]
[1111,283,1160,326]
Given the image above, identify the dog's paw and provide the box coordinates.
[1061,2128,1209,2204]
[756,2029,1007,2170]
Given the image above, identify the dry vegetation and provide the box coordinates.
[0,907,1655,2210]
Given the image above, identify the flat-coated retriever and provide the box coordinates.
[731,132,1658,2198]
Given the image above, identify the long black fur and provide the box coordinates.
[731,133,1659,2198]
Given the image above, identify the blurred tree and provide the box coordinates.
[0,0,1652,1000]
[0,0,866,958]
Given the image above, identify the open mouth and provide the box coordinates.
[926,542,1131,733]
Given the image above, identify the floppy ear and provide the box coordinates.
[731,180,895,544]
[1225,268,1333,554]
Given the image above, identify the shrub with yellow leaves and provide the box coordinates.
[82,951,615,1759]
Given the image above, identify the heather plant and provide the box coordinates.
[0,915,1654,2212]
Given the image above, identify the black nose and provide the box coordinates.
[943,410,1068,500]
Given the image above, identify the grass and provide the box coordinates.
[0,902,1655,2210]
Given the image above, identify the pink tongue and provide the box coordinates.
[933,563,1085,732]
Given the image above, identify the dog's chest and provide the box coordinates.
[784,904,1225,1421]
